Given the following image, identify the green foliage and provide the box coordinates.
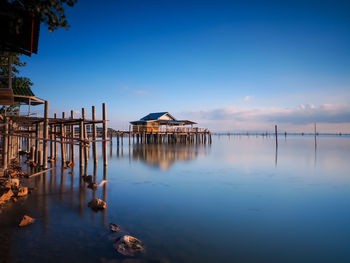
[0,52,26,77]
[0,103,20,116]
[7,0,78,32]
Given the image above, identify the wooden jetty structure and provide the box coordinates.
[0,102,108,176]
[122,112,212,145]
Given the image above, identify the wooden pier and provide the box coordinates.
[109,126,212,146]
[0,102,108,176]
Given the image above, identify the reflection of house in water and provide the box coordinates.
[131,143,210,170]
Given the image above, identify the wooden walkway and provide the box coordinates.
[0,102,108,175]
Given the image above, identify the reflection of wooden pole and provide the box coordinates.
[102,103,107,166]
[92,106,97,165]
[43,101,49,169]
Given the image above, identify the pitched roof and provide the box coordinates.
[12,86,35,96]
[140,112,176,121]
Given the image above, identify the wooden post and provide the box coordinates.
[275,125,278,148]
[35,123,39,163]
[3,117,9,169]
[43,101,49,169]
[82,108,89,174]
[54,113,58,161]
[102,103,108,166]
[50,124,54,160]
[129,125,131,145]
[70,110,75,163]
[61,112,66,166]
[92,106,97,165]
[79,116,84,171]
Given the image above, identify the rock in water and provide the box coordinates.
[88,198,106,210]
[109,223,121,232]
[0,189,14,204]
[113,235,145,256]
[19,215,35,227]
[17,187,28,197]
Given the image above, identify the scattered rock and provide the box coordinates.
[19,215,35,227]
[83,175,93,184]
[0,189,14,205]
[9,178,20,187]
[109,223,121,232]
[113,235,145,256]
[88,198,106,210]
[17,187,28,197]
[87,182,98,189]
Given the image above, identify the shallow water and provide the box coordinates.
[1,135,350,263]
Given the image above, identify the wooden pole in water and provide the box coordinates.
[50,124,54,160]
[275,125,278,148]
[82,108,89,174]
[3,117,9,169]
[35,123,39,163]
[54,113,57,161]
[43,101,49,169]
[61,112,66,166]
[79,112,84,172]
[70,110,75,163]
[92,106,98,165]
[102,103,108,166]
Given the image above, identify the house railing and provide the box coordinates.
[131,125,209,133]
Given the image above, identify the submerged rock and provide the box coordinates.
[88,198,106,210]
[87,182,98,189]
[19,215,35,227]
[83,175,93,184]
[109,223,121,232]
[113,235,145,256]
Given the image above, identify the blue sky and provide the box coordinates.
[20,0,350,132]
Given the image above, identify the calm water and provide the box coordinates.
[1,135,350,263]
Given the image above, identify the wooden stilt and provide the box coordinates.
[43,101,49,169]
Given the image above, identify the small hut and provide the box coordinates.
[130,112,196,133]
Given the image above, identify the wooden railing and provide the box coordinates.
[131,125,209,133]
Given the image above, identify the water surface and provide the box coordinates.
[1,135,349,263]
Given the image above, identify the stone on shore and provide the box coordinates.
[0,189,14,205]
[88,198,106,210]
[19,215,35,227]
[113,235,145,256]
[17,187,28,197]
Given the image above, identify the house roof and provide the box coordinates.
[130,112,197,125]
[13,86,35,96]
[12,86,44,105]
[140,112,176,121]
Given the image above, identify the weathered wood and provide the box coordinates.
[28,167,55,178]
[61,112,66,165]
[70,110,75,163]
[43,101,49,169]
[92,106,97,165]
[102,103,107,166]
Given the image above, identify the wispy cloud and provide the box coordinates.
[121,86,148,96]
[243,95,251,102]
[181,104,350,132]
